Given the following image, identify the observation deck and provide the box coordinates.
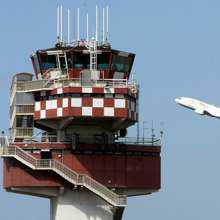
[1,134,161,197]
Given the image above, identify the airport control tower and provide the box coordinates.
[0,6,161,220]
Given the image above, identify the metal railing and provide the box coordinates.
[52,160,78,184]
[82,175,127,206]
[27,134,161,146]
[41,135,58,143]
[15,105,35,114]
[15,78,138,93]
[116,137,161,146]
[0,143,126,207]
[16,80,53,92]
[2,146,36,168]
[13,128,33,138]
[53,78,130,88]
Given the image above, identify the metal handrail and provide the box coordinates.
[116,137,161,145]
[0,143,126,207]
[16,80,52,92]
[82,175,126,206]
[15,105,35,114]
[52,159,78,184]
[53,78,135,89]
[12,128,33,138]
[22,135,160,146]
[15,78,138,93]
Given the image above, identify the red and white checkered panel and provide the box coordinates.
[35,97,138,121]
[49,86,137,97]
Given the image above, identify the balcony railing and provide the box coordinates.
[16,80,52,92]
[24,134,161,146]
[14,78,138,93]
[12,128,33,138]
[116,137,161,145]
[15,105,35,114]
[53,78,130,88]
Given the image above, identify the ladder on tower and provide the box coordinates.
[0,137,126,207]
[90,40,98,71]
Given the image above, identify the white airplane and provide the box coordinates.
[175,97,220,118]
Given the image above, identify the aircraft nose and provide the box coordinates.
[175,98,181,103]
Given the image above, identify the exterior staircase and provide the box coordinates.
[0,139,127,207]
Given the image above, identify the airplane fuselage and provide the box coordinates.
[175,97,220,118]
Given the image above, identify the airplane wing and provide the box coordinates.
[194,108,204,115]
[203,106,220,118]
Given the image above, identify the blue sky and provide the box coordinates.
[1,0,220,219]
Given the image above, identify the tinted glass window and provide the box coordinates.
[16,115,33,128]
[73,53,89,69]
[41,55,57,70]
[112,55,131,72]
[98,53,110,70]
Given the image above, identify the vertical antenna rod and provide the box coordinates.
[86,13,89,42]
[96,5,99,42]
[106,5,109,42]
[57,6,60,42]
[102,8,105,43]
[67,8,70,44]
[60,5,63,42]
[77,8,80,41]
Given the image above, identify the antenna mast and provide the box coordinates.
[60,5,63,42]
[57,6,60,42]
[96,5,99,42]
[102,8,105,43]
[86,13,89,42]
[77,8,80,42]
[67,8,70,44]
[106,5,109,43]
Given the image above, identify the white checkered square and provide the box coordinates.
[63,98,69,108]
[82,107,92,116]
[82,87,92,93]
[57,108,63,117]
[104,107,114,117]
[40,110,46,119]
[71,98,82,107]
[46,100,57,110]
[93,98,104,107]
[35,102,41,111]
[114,99,126,108]
[57,88,63,94]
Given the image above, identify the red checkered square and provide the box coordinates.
[93,108,104,117]
[104,98,114,107]
[82,97,92,107]
[70,107,82,116]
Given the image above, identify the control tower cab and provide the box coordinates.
[29,40,137,144]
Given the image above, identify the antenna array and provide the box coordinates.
[56,5,110,46]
